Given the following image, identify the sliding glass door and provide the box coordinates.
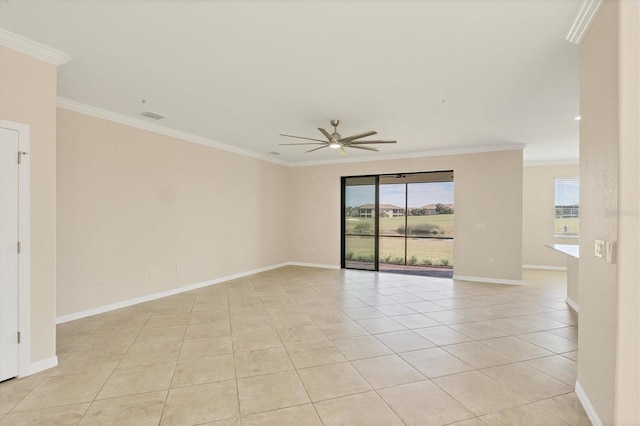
[403,180,454,269]
[342,171,454,274]
[341,176,378,271]
[378,182,407,266]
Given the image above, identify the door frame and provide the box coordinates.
[341,171,454,273]
[1,119,31,377]
[341,175,380,270]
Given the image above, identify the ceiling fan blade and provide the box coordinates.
[306,145,330,153]
[279,142,327,146]
[318,128,337,142]
[348,140,397,145]
[341,130,377,143]
[338,147,347,156]
[280,134,329,143]
[346,145,380,152]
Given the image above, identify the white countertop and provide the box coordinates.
[546,244,579,259]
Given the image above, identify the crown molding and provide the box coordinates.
[56,98,289,167]
[289,143,526,168]
[566,0,603,45]
[0,29,71,66]
[57,98,528,169]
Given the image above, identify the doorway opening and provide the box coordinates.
[341,171,454,277]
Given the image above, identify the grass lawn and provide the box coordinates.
[554,217,579,237]
[345,236,453,267]
[346,214,454,238]
[344,214,454,267]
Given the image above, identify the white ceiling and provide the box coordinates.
[0,0,582,165]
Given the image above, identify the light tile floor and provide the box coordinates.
[0,267,590,425]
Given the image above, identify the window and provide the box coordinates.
[555,177,579,237]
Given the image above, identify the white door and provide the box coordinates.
[0,126,20,381]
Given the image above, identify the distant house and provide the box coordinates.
[555,203,579,218]
[421,204,454,215]
[357,204,405,218]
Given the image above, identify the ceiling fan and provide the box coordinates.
[279,119,397,155]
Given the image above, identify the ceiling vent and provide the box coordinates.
[140,110,166,120]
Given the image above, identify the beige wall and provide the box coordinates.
[522,164,580,268]
[289,149,523,282]
[56,109,291,316]
[0,46,58,364]
[579,1,639,424]
[614,1,639,423]
[579,3,619,422]
[57,109,524,318]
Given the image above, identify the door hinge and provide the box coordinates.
[17,241,21,254]
[17,151,28,164]
[17,332,21,344]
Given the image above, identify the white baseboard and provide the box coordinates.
[55,264,531,325]
[287,261,341,270]
[56,262,290,324]
[27,356,58,376]
[523,264,568,271]
[566,297,580,313]
[575,380,603,426]
[452,275,523,286]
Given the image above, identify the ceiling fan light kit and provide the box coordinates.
[279,119,397,155]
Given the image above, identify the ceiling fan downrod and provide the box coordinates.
[330,119,341,141]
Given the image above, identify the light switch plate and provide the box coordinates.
[595,239,605,259]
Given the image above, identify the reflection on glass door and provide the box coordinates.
[342,176,378,270]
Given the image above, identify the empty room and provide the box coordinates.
[0,1,638,425]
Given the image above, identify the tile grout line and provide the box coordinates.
[49,312,155,424]
[225,282,244,426]
[158,298,195,425]
[274,332,326,424]
[2,267,584,425]
[271,274,326,426]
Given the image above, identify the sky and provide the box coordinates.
[346,182,454,208]
[554,178,579,205]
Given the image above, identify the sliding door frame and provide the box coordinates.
[341,170,454,272]
[341,175,379,270]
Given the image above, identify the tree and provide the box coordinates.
[435,203,453,214]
